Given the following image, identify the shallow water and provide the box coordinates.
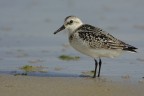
[0,0,144,79]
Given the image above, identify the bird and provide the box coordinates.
[53,16,137,78]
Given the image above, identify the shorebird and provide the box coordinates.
[53,16,137,78]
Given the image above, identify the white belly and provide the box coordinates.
[69,39,123,58]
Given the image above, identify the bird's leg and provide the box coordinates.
[93,59,98,78]
[98,58,102,77]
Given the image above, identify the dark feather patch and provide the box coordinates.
[73,24,137,52]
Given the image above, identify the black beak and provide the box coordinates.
[54,25,65,34]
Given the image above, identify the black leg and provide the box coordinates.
[93,59,98,78]
[98,58,102,77]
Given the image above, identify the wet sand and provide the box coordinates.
[0,74,144,96]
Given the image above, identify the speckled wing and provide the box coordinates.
[75,24,137,52]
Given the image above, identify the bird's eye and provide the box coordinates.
[69,20,73,24]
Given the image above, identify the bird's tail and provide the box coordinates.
[123,44,138,52]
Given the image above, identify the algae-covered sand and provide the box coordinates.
[58,55,80,61]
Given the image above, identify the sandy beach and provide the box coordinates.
[0,74,144,96]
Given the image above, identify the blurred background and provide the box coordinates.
[0,0,144,78]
